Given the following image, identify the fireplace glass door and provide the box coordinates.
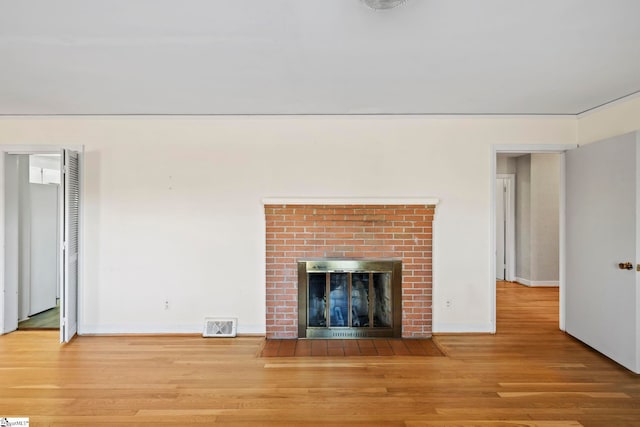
[298,259,401,338]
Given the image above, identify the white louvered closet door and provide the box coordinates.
[60,149,80,343]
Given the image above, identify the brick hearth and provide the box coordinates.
[265,203,435,339]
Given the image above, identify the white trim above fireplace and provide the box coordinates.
[262,197,440,205]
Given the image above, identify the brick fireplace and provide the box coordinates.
[264,201,436,339]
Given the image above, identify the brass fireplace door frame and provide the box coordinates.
[297,259,402,339]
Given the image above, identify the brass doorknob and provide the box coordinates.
[618,262,633,270]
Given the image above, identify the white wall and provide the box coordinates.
[496,155,517,174]
[29,183,59,314]
[17,155,31,321]
[530,154,560,283]
[3,155,20,330]
[578,95,640,144]
[0,116,576,334]
[515,155,531,281]
[515,154,561,285]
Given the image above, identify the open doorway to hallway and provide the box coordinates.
[6,153,61,330]
[494,151,562,333]
[2,145,82,343]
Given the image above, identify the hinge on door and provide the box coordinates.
[62,317,67,326]
[63,165,68,174]
[62,241,67,251]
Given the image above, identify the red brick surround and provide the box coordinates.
[265,204,435,339]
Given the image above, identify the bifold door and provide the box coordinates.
[60,149,80,343]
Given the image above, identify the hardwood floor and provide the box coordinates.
[0,281,638,426]
[18,303,60,330]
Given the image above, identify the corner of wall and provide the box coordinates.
[577,94,640,144]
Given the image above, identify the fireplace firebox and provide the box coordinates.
[298,259,402,338]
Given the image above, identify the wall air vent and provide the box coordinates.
[203,317,237,337]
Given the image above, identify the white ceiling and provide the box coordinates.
[1,0,639,116]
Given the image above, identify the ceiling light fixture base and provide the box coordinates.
[361,0,407,10]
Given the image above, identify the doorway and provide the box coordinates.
[1,145,82,342]
[5,154,61,330]
[491,144,577,333]
[496,174,515,282]
[14,154,61,329]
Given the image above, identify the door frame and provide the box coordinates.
[496,174,515,282]
[0,144,84,336]
[490,144,577,333]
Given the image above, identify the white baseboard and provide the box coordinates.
[514,277,559,287]
[432,322,494,334]
[79,323,266,336]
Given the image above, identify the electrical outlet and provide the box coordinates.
[164,300,169,310]
[445,300,452,308]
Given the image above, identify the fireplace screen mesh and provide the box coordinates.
[298,259,401,338]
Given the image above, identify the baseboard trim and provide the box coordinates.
[432,322,494,334]
[79,323,266,336]
[514,277,559,287]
